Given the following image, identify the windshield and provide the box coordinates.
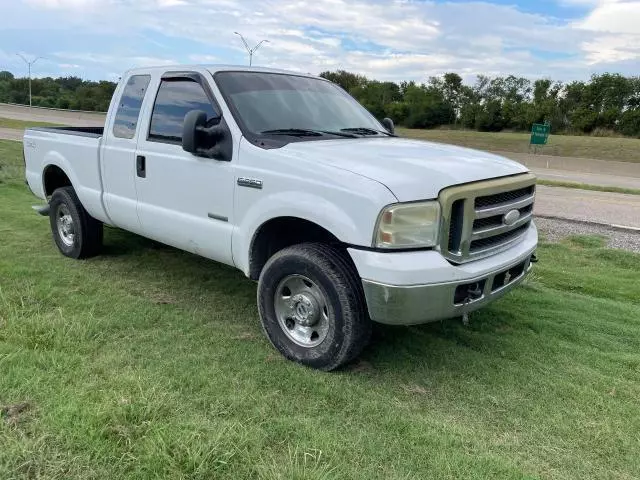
[214,71,385,137]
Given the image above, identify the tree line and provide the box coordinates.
[0,71,116,112]
[320,70,640,137]
[1,68,639,137]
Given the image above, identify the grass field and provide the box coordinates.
[1,139,640,479]
[398,128,640,163]
[0,117,61,130]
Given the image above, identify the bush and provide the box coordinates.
[474,100,504,131]
[0,74,115,112]
[618,109,640,138]
[590,128,622,138]
[570,107,598,133]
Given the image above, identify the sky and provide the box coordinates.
[0,0,638,83]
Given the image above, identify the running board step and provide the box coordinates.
[32,204,50,216]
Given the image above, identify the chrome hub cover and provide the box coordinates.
[56,204,76,247]
[274,274,330,348]
[291,293,319,327]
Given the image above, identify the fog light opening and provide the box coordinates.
[454,280,486,305]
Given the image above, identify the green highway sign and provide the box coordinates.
[530,123,550,145]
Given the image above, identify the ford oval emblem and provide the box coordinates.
[503,209,521,226]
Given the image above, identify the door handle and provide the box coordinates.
[136,155,146,178]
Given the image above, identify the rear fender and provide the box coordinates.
[41,151,80,199]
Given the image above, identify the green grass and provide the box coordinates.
[0,117,62,130]
[0,140,24,184]
[398,128,640,163]
[1,139,640,479]
[537,179,640,196]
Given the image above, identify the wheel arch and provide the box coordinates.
[234,190,369,279]
[248,216,343,280]
[43,164,73,197]
[40,148,80,199]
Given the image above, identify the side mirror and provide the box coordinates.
[182,110,208,154]
[382,117,395,134]
[182,109,232,161]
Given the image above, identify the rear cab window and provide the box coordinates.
[112,74,151,139]
[148,79,218,144]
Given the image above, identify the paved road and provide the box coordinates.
[495,151,640,189]
[499,151,640,178]
[534,185,640,229]
[0,103,105,127]
[0,128,23,141]
[531,167,640,190]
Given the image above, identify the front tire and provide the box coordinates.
[49,186,103,259]
[257,243,371,371]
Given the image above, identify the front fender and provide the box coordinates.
[233,191,364,276]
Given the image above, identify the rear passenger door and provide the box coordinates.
[101,74,151,233]
[133,72,235,265]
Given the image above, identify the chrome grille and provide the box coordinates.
[439,173,536,263]
[470,222,530,252]
[475,185,534,208]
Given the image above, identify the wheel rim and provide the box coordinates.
[56,204,75,247]
[274,274,330,348]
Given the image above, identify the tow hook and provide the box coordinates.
[467,283,483,300]
[461,282,483,326]
[530,253,538,263]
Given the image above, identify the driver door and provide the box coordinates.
[134,73,235,265]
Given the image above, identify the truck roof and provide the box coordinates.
[122,64,319,79]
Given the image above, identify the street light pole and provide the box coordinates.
[234,32,269,66]
[16,54,43,107]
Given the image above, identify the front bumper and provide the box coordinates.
[348,223,537,325]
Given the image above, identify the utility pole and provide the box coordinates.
[234,32,269,66]
[16,54,43,107]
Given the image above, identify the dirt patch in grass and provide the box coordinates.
[1,402,32,426]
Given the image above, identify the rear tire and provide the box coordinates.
[49,186,103,259]
[257,243,371,371]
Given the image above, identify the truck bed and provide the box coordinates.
[24,126,109,224]
[29,126,104,137]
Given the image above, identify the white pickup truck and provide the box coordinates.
[24,65,537,370]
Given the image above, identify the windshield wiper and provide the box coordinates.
[260,128,358,138]
[319,130,358,138]
[340,127,394,136]
[260,128,323,137]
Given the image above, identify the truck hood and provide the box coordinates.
[280,137,529,201]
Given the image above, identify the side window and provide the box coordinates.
[112,74,151,139]
[148,79,218,143]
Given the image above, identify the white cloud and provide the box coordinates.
[53,52,177,69]
[577,1,640,63]
[4,0,639,82]
[157,0,188,6]
[24,0,101,7]
[580,1,640,33]
[582,34,639,63]
[187,54,220,63]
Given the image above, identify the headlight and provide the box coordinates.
[374,201,440,249]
